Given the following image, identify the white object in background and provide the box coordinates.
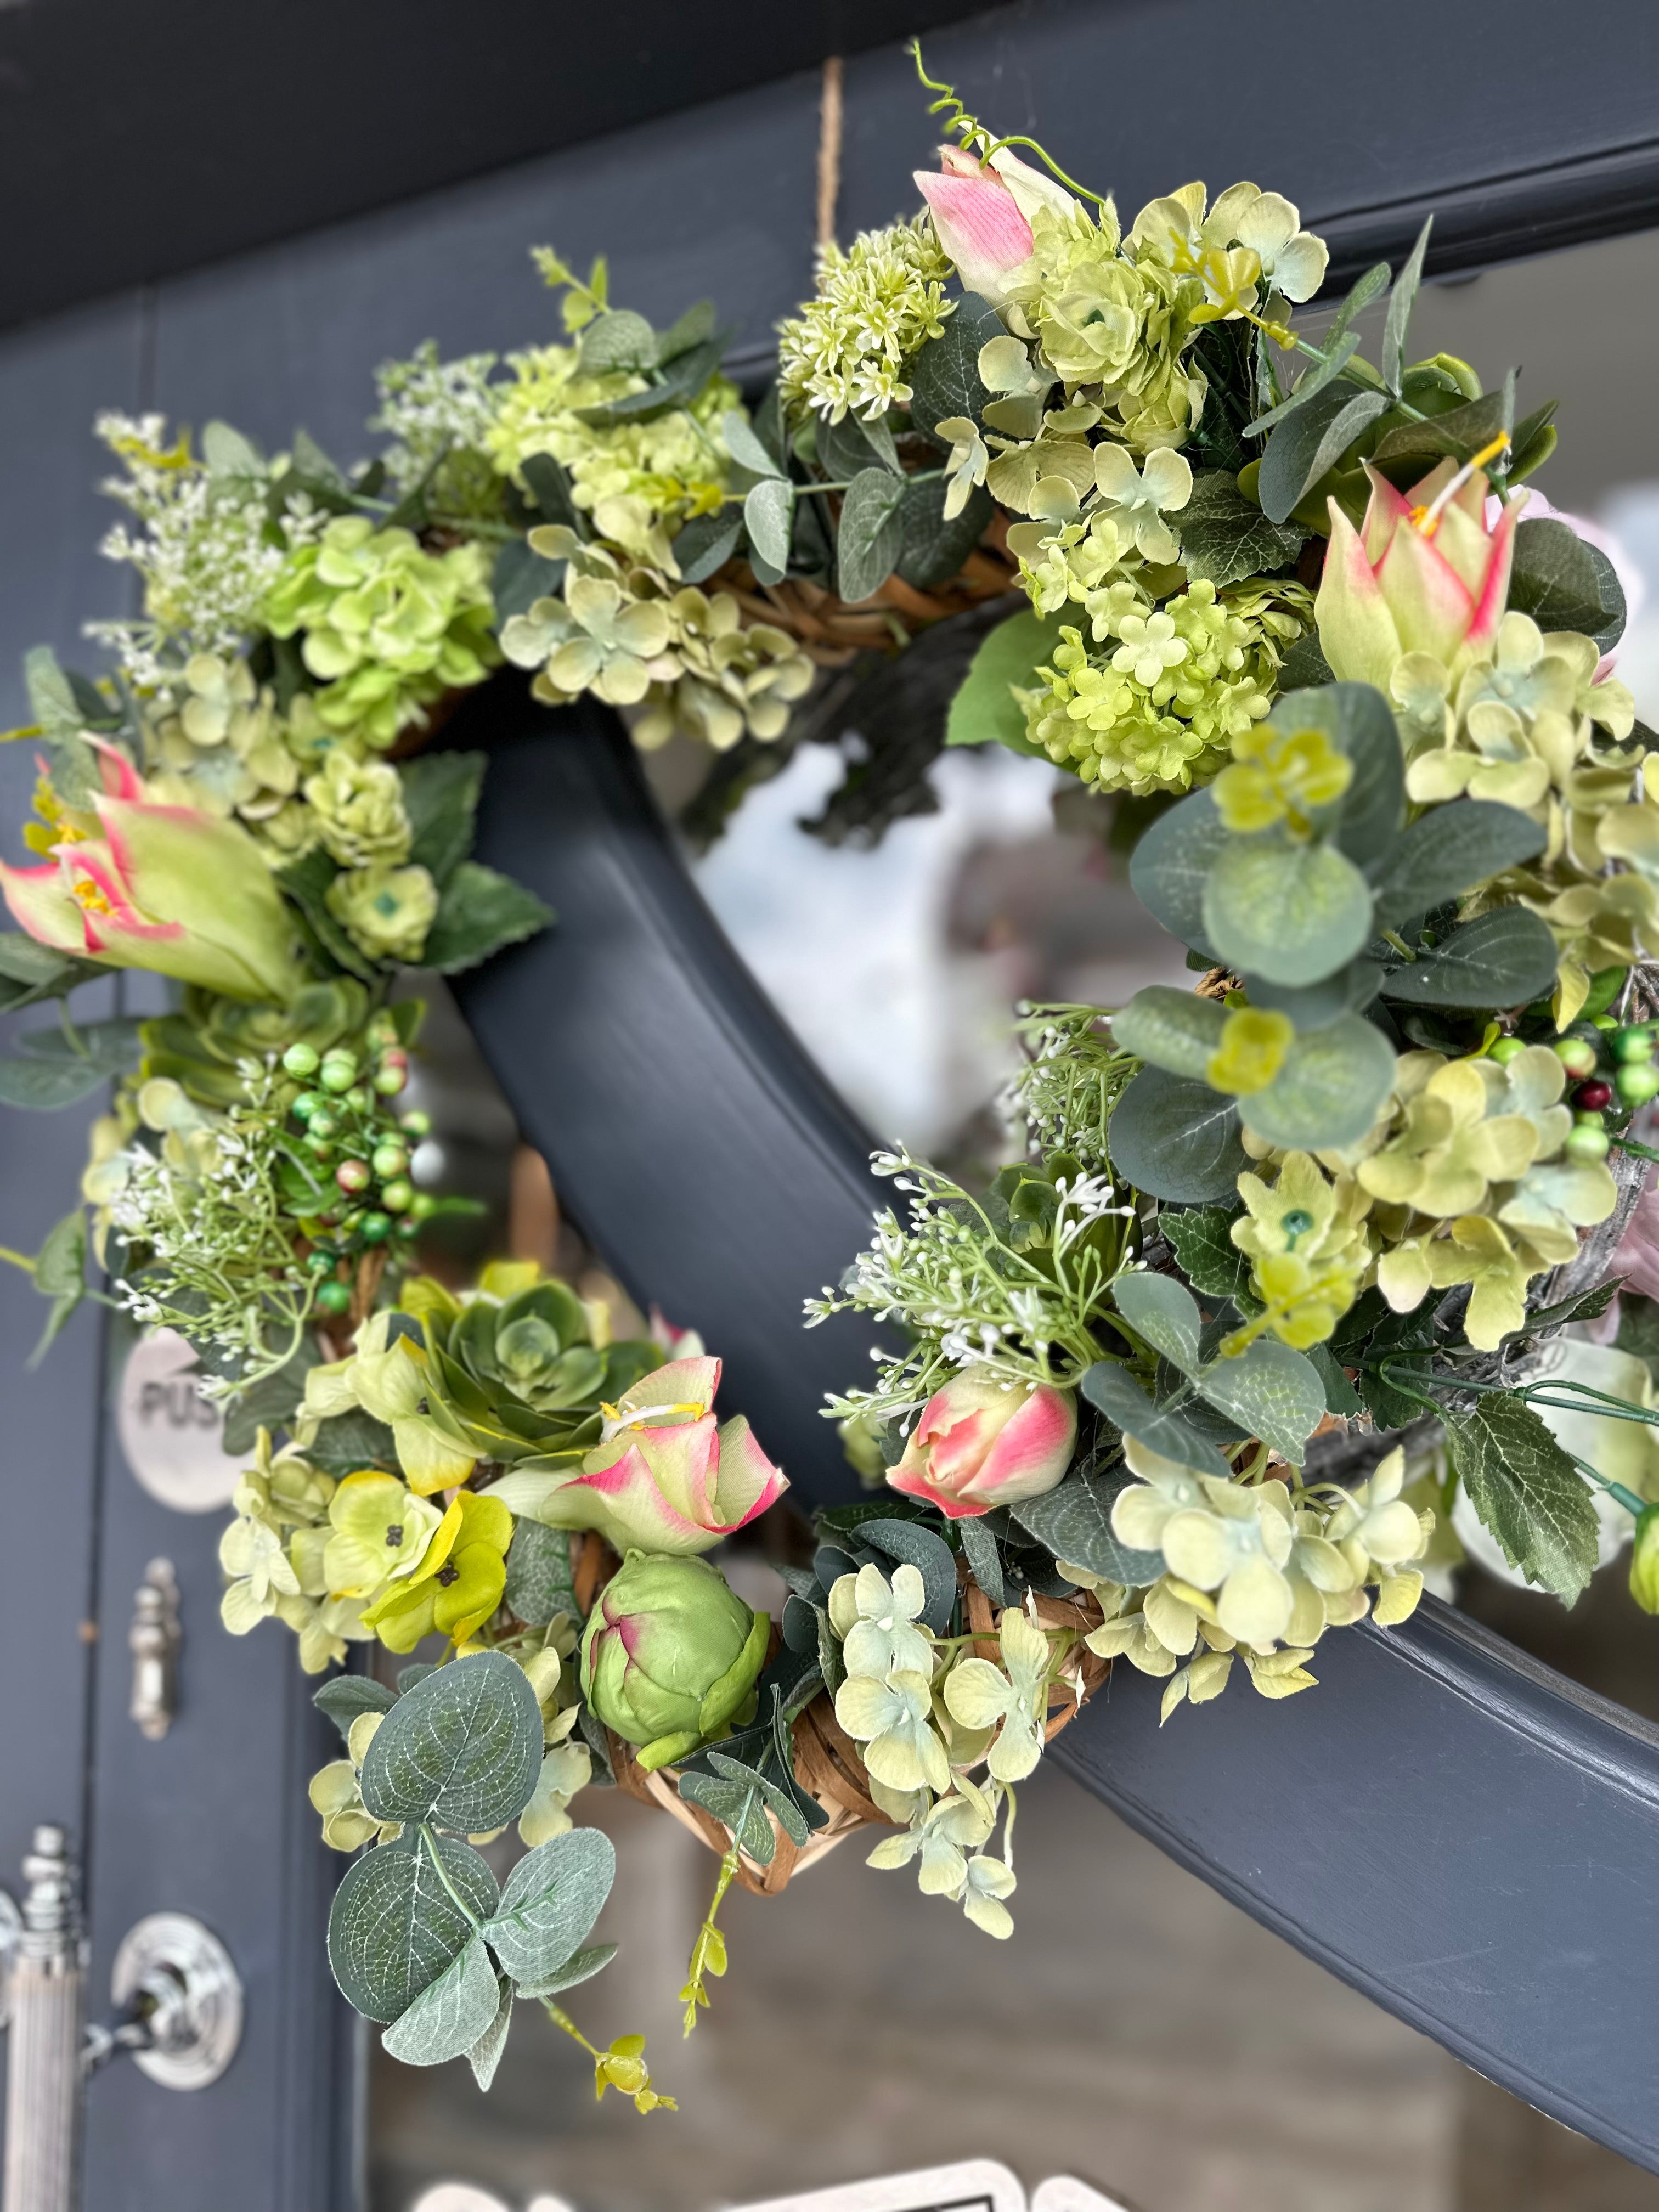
[116,1328,246,1511]
[406,2190,573,2212]
[1031,2179,1137,2212]
[730,2158,1026,2212]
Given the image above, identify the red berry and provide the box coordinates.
[1575,1080,1613,1111]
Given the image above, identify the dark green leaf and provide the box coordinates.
[853,1517,957,1632]
[575,334,729,427]
[1371,799,1545,929]
[1325,260,1392,349]
[1381,218,1432,393]
[1277,631,1335,691]
[944,607,1059,758]
[221,1334,322,1454]
[400,753,484,889]
[1012,1464,1164,1585]
[676,1770,776,1863]
[1244,332,1361,437]
[1379,906,1559,1010]
[1259,386,1390,523]
[1444,1393,1599,1603]
[906,294,1004,441]
[895,478,993,590]
[328,1833,498,2022]
[656,300,716,362]
[306,1407,397,1474]
[422,862,554,976]
[276,848,376,980]
[1109,1068,1245,1204]
[31,1207,86,1299]
[1507,516,1625,651]
[706,1751,810,1847]
[743,477,794,583]
[503,1521,579,1628]
[492,536,566,623]
[1244,957,1383,1028]
[670,512,743,585]
[1616,1292,1659,1379]
[957,1513,1005,1606]
[314,1675,396,1743]
[519,453,582,534]
[1370,378,1515,479]
[1177,470,1306,588]
[359,1651,544,1832]
[481,1828,616,1984]
[1164,1205,1251,1302]
[1308,1343,1362,1418]
[837,468,909,601]
[817,410,902,481]
[1079,1362,1233,1479]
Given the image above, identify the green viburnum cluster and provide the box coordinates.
[263,516,500,749]
[1079,1440,1429,1723]
[138,653,334,859]
[777,217,956,424]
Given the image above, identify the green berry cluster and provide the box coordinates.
[278,1012,435,1315]
[1494,1015,1659,1166]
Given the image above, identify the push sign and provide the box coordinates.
[117,1328,247,1512]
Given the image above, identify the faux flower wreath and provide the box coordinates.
[3,46,1659,2109]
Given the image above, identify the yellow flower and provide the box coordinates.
[359,1489,514,1652]
[1206,1007,1293,1095]
[1212,720,1353,836]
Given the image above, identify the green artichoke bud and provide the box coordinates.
[1631,1505,1659,1617]
[580,1553,770,1773]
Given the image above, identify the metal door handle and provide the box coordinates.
[128,1559,180,1741]
[0,1826,242,2212]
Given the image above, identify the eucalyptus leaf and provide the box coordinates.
[1240,1013,1397,1149]
[1244,331,1361,437]
[1203,834,1373,986]
[837,468,909,602]
[743,477,795,584]
[466,1976,515,2091]
[382,1936,501,2067]
[1113,1271,1204,1376]
[1379,907,1559,1010]
[1325,259,1392,349]
[313,1675,396,1743]
[722,409,786,480]
[1259,386,1389,523]
[896,477,993,589]
[1243,958,1383,1027]
[853,1517,957,1631]
[492,535,566,624]
[481,1827,616,1984]
[957,1513,1005,1607]
[1381,217,1432,393]
[513,1942,619,2000]
[1194,1338,1325,1466]
[1011,1465,1164,1586]
[1079,1363,1233,1479]
[906,294,1004,440]
[1108,1069,1245,1204]
[1112,985,1226,1080]
[1370,798,1545,929]
[328,1833,498,2023]
[1128,788,1226,952]
[578,309,657,375]
[503,1520,579,1628]
[1369,378,1515,479]
[358,1651,543,1834]
[670,511,743,585]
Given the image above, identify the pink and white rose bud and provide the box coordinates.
[0,741,302,1002]
[498,1355,788,1556]
[1316,460,1521,690]
[887,1374,1076,1519]
[913,145,1077,309]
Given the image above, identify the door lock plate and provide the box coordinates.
[109,1914,242,2091]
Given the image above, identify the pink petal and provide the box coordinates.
[1360,463,1414,565]
[1316,500,1403,687]
[88,737,145,803]
[0,856,90,951]
[915,170,1033,302]
[885,1459,989,1520]
[710,1414,788,1528]
[1457,494,1521,673]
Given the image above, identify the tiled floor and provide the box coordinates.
[370,1759,1659,2212]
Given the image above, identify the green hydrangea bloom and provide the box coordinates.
[302,751,411,868]
[633,590,815,752]
[264,517,499,747]
[324,861,439,964]
[1231,1148,1374,1348]
[778,217,955,424]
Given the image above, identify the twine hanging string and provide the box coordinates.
[816,55,844,253]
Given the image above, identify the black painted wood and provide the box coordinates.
[456,680,1659,2174]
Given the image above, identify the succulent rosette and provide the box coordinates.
[580,1551,771,1771]
[494,1355,788,1555]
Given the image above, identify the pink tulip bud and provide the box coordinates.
[1316,461,1521,690]
[0,741,301,1002]
[887,1374,1076,1520]
[913,144,1077,309]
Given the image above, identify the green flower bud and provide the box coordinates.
[359,1211,392,1243]
[379,1178,413,1215]
[580,1553,770,1774]
[1488,1037,1526,1066]
[319,1051,358,1093]
[292,1090,323,1122]
[400,1109,433,1138]
[1614,1025,1655,1063]
[1553,1036,1599,1079]
[1616,1062,1659,1107]
[371,1142,409,1179]
[315,1280,353,1317]
[1565,1122,1610,1163]
[1631,1505,1659,1616]
[283,1041,321,1079]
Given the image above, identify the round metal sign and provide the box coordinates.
[116,1329,246,1513]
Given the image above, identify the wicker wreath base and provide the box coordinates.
[584,1535,1111,1899]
